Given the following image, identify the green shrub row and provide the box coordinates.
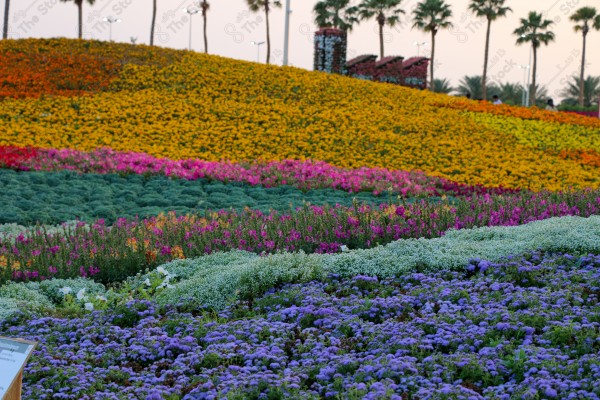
[0,169,406,225]
[153,215,600,310]
[2,215,598,322]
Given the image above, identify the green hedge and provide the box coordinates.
[0,169,409,225]
[154,215,600,309]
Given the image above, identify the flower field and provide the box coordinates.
[1,39,600,190]
[0,38,599,399]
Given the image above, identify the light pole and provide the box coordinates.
[283,0,291,66]
[520,35,533,107]
[413,41,428,57]
[251,41,265,63]
[518,64,530,106]
[102,16,121,42]
[183,7,200,51]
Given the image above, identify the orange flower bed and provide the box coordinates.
[0,52,120,98]
[558,149,600,168]
[430,97,600,130]
[0,38,184,99]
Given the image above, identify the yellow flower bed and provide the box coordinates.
[0,39,598,191]
[463,112,600,153]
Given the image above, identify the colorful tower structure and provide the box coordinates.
[313,28,348,75]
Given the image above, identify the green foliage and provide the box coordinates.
[0,298,20,325]
[0,169,392,225]
[26,278,106,304]
[154,215,600,310]
[0,282,54,309]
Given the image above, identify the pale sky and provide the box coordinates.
[2,0,600,101]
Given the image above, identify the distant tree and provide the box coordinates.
[60,0,97,39]
[246,0,282,64]
[2,0,9,39]
[314,0,359,31]
[412,0,453,91]
[514,11,555,106]
[456,75,499,100]
[432,78,453,94]
[467,0,512,100]
[560,75,600,107]
[569,7,600,106]
[529,83,549,108]
[358,0,404,58]
[497,82,525,106]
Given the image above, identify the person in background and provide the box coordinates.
[546,98,558,111]
[492,95,502,105]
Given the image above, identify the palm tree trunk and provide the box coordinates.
[378,12,385,59]
[579,32,586,107]
[482,18,491,101]
[2,0,10,39]
[265,4,270,64]
[429,31,435,91]
[203,9,208,53]
[150,0,157,46]
[379,22,384,58]
[531,46,537,105]
[77,0,83,39]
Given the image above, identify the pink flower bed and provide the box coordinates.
[16,147,518,197]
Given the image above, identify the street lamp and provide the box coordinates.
[520,35,533,106]
[183,7,200,51]
[102,16,121,42]
[413,41,428,57]
[283,0,291,66]
[251,41,265,63]
[518,64,530,106]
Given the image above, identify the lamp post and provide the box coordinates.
[520,35,533,107]
[413,41,428,57]
[283,0,291,66]
[183,7,200,51]
[518,64,530,106]
[251,41,265,63]
[102,16,121,42]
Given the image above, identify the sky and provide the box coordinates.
[2,0,600,102]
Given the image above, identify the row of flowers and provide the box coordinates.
[1,188,599,284]
[0,40,599,190]
[0,146,519,197]
[2,251,599,399]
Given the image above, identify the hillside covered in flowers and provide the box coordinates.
[1,39,599,191]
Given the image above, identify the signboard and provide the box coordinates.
[0,337,36,400]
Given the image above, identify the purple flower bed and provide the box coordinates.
[2,252,600,399]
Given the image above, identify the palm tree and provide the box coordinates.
[432,78,453,94]
[314,0,359,31]
[412,0,453,91]
[199,0,210,53]
[456,75,499,99]
[514,11,555,106]
[467,0,511,101]
[150,0,157,45]
[358,0,404,59]
[246,0,282,64]
[497,82,524,106]
[530,83,549,108]
[2,0,9,39]
[60,0,97,39]
[569,7,600,107]
[560,75,600,107]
